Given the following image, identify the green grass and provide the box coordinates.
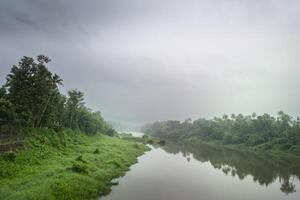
[0,128,149,200]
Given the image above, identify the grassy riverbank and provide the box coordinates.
[0,128,149,200]
[185,137,300,158]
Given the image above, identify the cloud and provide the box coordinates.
[1,0,300,125]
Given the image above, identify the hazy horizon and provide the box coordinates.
[1,0,300,125]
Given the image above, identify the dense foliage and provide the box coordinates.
[0,55,114,135]
[142,112,300,154]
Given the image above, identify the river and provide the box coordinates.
[100,141,300,200]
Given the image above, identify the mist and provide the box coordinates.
[1,0,300,125]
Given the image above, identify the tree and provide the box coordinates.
[280,179,296,194]
[38,73,63,127]
[1,55,113,136]
[0,98,17,126]
[5,55,62,127]
[40,92,66,130]
[143,111,300,149]
[0,86,6,99]
[277,111,292,134]
[65,90,84,129]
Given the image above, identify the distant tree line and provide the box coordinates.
[141,112,300,153]
[0,55,115,135]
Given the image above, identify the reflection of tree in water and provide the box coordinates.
[280,178,296,194]
[159,141,300,194]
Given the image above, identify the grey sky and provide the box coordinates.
[0,0,300,125]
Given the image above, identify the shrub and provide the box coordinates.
[290,145,300,154]
[71,162,88,174]
[107,159,121,168]
[280,144,291,150]
[133,143,139,149]
[75,155,87,163]
[148,139,154,144]
[223,134,233,144]
[158,140,166,145]
[93,148,100,154]
[274,138,288,144]
[246,135,265,146]
[262,143,273,150]
[105,128,116,137]
[3,151,16,162]
[142,135,149,139]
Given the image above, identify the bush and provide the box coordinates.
[223,134,233,144]
[105,128,116,137]
[290,145,300,154]
[246,135,265,146]
[133,143,139,149]
[158,140,166,145]
[231,135,243,144]
[75,155,87,163]
[274,138,288,144]
[142,135,149,140]
[262,143,273,150]
[71,162,88,174]
[0,98,18,125]
[280,144,291,150]
[148,139,154,144]
[3,151,16,162]
[211,131,224,140]
[93,148,100,154]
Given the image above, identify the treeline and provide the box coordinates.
[141,112,300,153]
[0,55,114,135]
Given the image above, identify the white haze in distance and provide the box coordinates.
[0,0,299,125]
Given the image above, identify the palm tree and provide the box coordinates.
[37,73,63,127]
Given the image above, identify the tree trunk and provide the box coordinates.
[37,94,52,127]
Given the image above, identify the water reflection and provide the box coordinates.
[158,142,300,195]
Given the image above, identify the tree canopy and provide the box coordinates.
[142,112,300,153]
[0,55,115,135]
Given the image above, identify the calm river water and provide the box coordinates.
[100,142,300,200]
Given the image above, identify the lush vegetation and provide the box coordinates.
[0,55,148,199]
[0,129,148,199]
[0,55,114,135]
[142,112,300,155]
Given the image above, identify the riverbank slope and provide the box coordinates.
[0,128,148,200]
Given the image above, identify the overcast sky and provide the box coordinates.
[0,0,300,125]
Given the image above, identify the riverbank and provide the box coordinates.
[146,133,300,159]
[184,137,300,158]
[101,139,300,200]
[0,128,149,200]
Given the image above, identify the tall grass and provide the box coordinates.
[0,128,148,200]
